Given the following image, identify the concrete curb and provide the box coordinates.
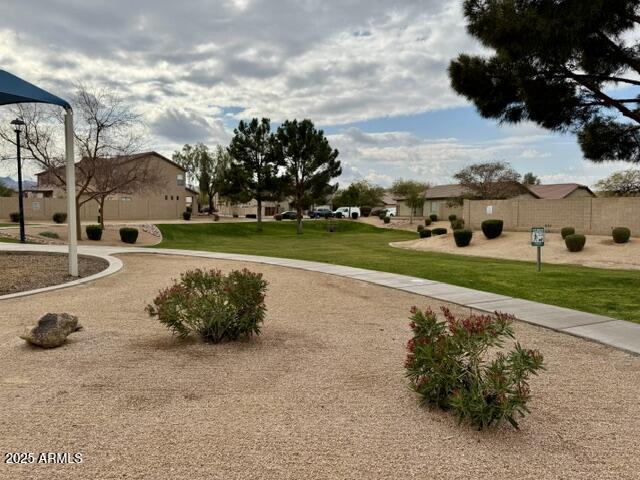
[1,243,638,356]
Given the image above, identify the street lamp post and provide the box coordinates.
[10,118,26,243]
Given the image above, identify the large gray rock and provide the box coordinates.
[19,313,82,348]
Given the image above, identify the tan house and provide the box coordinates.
[32,151,197,221]
[396,184,468,219]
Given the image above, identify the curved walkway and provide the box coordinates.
[1,242,639,355]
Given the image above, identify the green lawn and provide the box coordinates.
[0,237,19,243]
[155,221,640,323]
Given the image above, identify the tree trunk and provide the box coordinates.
[257,198,263,231]
[410,206,414,225]
[98,197,105,230]
[75,197,82,240]
[296,205,303,235]
[208,189,214,214]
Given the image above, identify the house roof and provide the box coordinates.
[36,151,186,176]
[525,183,595,199]
[424,184,468,199]
[382,193,396,205]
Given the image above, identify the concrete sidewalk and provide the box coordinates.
[2,243,639,355]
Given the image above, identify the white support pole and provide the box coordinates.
[64,108,78,277]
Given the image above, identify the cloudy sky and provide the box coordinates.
[0,0,633,186]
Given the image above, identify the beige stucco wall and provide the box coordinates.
[397,199,462,219]
[463,197,640,236]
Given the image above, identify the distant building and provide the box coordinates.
[524,183,596,199]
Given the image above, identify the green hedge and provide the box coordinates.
[119,227,139,244]
[9,212,20,223]
[383,216,390,224]
[453,229,473,247]
[183,211,191,221]
[431,227,447,236]
[451,218,465,230]
[86,224,103,241]
[424,218,432,226]
[612,227,631,244]
[52,212,67,224]
[481,219,503,239]
[429,214,438,221]
[565,234,586,252]
[560,227,575,239]
[448,214,457,221]
[419,229,431,238]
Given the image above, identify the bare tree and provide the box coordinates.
[454,162,523,200]
[0,85,147,238]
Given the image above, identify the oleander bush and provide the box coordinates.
[119,227,139,244]
[384,216,391,224]
[612,227,631,244]
[429,214,438,222]
[448,214,457,222]
[431,227,447,235]
[453,228,473,247]
[424,218,432,226]
[52,212,67,224]
[39,231,60,239]
[419,229,431,238]
[565,233,586,252]
[86,224,103,241]
[405,306,544,430]
[274,214,283,221]
[361,206,372,217]
[182,211,191,221]
[481,219,504,239]
[451,218,465,230]
[560,227,575,239]
[9,212,20,223]
[417,225,425,232]
[146,268,268,343]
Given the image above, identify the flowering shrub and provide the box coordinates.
[146,268,268,343]
[405,306,544,430]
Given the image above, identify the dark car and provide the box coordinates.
[280,210,298,220]
[308,207,333,219]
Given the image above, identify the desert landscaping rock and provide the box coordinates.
[0,252,108,295]
[19,312,81,348]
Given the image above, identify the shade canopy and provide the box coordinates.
[0,69,71,109]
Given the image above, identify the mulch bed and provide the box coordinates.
[0,252,108,295]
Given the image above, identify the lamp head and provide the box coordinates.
[10,118,25,133]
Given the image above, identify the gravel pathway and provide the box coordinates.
[0,252,108,295]
[1,254,639,479]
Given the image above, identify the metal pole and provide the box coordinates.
[537,246,541,272]
[15,129,26,243]
[64,108,78,277]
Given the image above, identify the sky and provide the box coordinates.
[0,0,634,187]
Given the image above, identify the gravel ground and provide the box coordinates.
[0,252,108,295]
[0,224,161,247]
[1,254,639,479]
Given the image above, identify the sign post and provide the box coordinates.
[530,227,545,272]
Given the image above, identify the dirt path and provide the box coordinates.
[1,254,639,479]
[392,230,640,270]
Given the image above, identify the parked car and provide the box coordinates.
[384,207,397,217]
[280,210,298,220]
[309,207,333,219]
[333,206,361,219]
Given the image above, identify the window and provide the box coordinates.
[177,174,185,186]
[121,196,132,202]
[165,195,168,200]
[177,196,179,201]
[171,195,174,200]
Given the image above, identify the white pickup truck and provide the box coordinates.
[333,206,361,219]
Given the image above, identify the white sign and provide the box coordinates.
[486,205,493,215]
[531,227,545,247]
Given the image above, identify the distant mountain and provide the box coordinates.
[0,176,37,190]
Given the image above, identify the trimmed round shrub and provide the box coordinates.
[424,218,432,226]
[86,224,103,241]
[448,214,457,222]
[213,213,220,221]
[612,227,631,244]
[429,214,438,222]
[419,229,431,238]
[182,211,191,221]
[361,206,372,217]
[274,214,283,221]
[351,211,359,220]
[9,212,20,223]
[481,219,504,239]
[560,227,575,239]
[417,225,425,232]
[453,228,473,247]
[186,205,193,214]
[146,268,268,343]
[52,212,67,224]
[383,216,391,224]
[565,234,586,252]
[119,227,139,244]
[431,227,447,236]
[451,218,465,230]
[246,213,257,219]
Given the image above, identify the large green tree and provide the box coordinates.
[333,180,385,208]
[595,169,640,196]
[449,0,640,163]
[390,180,429,224]
[226,118,283,230]
[275,119,341,234]
[0,180,14,197]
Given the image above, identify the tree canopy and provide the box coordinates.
[522,172,541,186]
[390,179,429,224]
[276,119,341,234]
[333,180,385,208]
[0,180,14,197]
[453,161,522,199]
[449,0,640,163]
[595,169,640,196]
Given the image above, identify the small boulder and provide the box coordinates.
[19,313,82,348]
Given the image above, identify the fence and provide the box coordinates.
[0,196,185,222]
[463,197,640,236]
